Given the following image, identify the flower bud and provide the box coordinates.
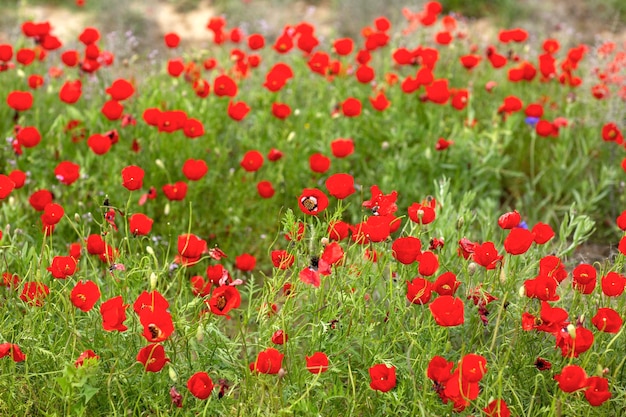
[150,272,158,289]
[168,366,178,382]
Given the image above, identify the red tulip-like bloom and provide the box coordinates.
[133,290,170,315]
[121,165,144,191]
[325,173,355,200]
[330,138,354,158]
[554,365,587,393]
[251,347,284,374]
[531,222,554,244]
[162,181,188,201]
[183,118,205,138]
[257,180,275,198]
[59,79,82,104]
[20,282,49,306]
[429,295,465,326]
[17,126,41,148]
[187,372,214,399]
[585,376,612,406]
[483,399,511,417]
[7,90,33,111]
[601,271,626,297]
[472,242,503,269]
[0,175,15,199]
[298,188,329,216]
[70,280,101,312]
[208,285,241,316]
[433,272,460,296]
[54,161,80,185]
[0,343,26,362]
[271,329,288,345]
[498,210,521,229]
[240,150,264,172]
[369,364,396,392]
[504,227,534,255]
[341,97,362,117]
[370,92,390,111]
[591,307,623,333]
[177,234,206,266]
[392,236,422,264]
[309,153,331,173]
[271,250,295,269]
[227,100,250,121]
[305,352,329,374]
[128,213,153,236]
[271,102,291,119]
[333,38,353,55]
[235,253,256,272]
[47,255,77,279]
[139,308,174,343]
[137,343,169,372]
[213,74,238,97]
[100,295,129,332]
[164,32,180,48]
[74,350,99,367]
[105,78,134,101]
[407,277,432,304]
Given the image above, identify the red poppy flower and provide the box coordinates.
[425,79,450,104]
[472,242,503,269]
[240,150,264,172]
[498,95,523,114]
[432,272,460,296]
[208,285,241,316]
[483,399,511,417]
[176,234,206,266]
[554,365,587,393]
[392,236,421,264]
[532,222,555,244]
[133,290,170,316]
[235,253,256,272]
[0,175,15,200]
[504,227,534,255]
[271,250,295,269]
[369,91,390,111]
[429,295,465,326]
[206,264,231,286]
[214,74,238,97]
[251,347,284,374]
[47,255,77,279]
[16,48,35,65]
[585,376,612,406]
[418,251,439,276]
[162,181,187,201]
[328,220,350,241]
[256,180,275,198]
[16,126,41,148]
[298,188,329,216]
[121,165,144,191]
[306,352,329,374]
[70,280,100,312]
[362,185,398,216]
[139,308,174,343]
[164,32,180,48]
[7,91,33,111]
[54,161,80,185]
[100,296,128,332]
[299,266,321,287]
[166,58,184,77]
[369,364,396,392]
[341,97,362,117]
[407,277,432,304]
[0,343,26,362]
[227,100,250,121]
[556,325,594,358]
[87,133,112,154]
[460,54,481,70]
[498,210,521,229]
[601,271,626,296]
[330,138,354,158]
[182,159,208,181]
[128,213,153,236]
[333,38,353,55]
[137,343,169,372]
[271,329,288,345]
[59,79,82,104]
[263,62,293,92]
[459,354,487,383]
[271,102,291,119]
[309,153,331,173]
[105,78,134,101]
[74,350,98,367]
[427,355,454,384]
[248,33,265,50]
[408,201,436,225]
[592,307,622,333]
[187,372,214,399]
[534,357,552,371]
[20,281,49,306]
[325,173,355,199]
[0,44,13,61]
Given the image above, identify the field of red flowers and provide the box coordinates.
[1,1,625,416]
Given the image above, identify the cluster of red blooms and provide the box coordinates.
[427,354,493,413]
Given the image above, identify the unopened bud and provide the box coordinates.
[74,213,81,223]
[456,217,464,229]
[168,366,178,382]
[518,285,526,297]
[150,272,158,289]
[196,324,204,342]
[320,237,329,246]
[468,262,477,275]
[566,324,576,339]
[146,246,155,256]
[155,159,165,169]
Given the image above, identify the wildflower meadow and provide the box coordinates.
[1,1,625,416]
